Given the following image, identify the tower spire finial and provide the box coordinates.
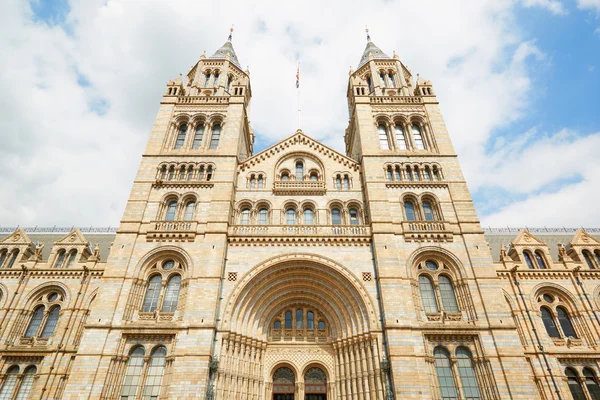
[228,25,234,41]
[365,26,371,42]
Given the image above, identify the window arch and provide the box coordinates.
[120,346,145,400]
[404,199,418,221]
[434,347,458,399]
[285,208,296,225]
[258,207,269,225]
[438,275,459,312]
[419,275,438,313]
[161,275,182,312]
[378,123,390,150]
[142,275,162,312]
[192,123,205,149]
[456,347,482,399]
[523,251,535,269]
[54,250,66,268]
[24,305,45,338]
[183,200,196,221]
[566,368,586,400]
[14,366,36,399]
[295,161,304,181]
[239,207,251,225]
[541,306,560,338]
[174,123,187,149]
[583,368,600,399]
[142,346,167,399]
[0,365,19,398]
[65,250,77,268]
[411,123,425,150]
[535,251,547,269]
[331,207,342,225]
[209,122,221,149]
[583,250,596,269]
[165,200,177,221]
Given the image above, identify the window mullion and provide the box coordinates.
[553,310,566,339]
[205,123,213,149]
[137,357,152,400]
[449,356,466,400]
[11,374,24,399]
[387,122,396,150]
[404,123,414,150]
[156,281,168,313]
[37,311,50,338]
[433,281,444,314]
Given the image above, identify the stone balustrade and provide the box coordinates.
[402,221,453,242]
[272,180,327,195]
[370,95,422,104]
[230,225,370,237]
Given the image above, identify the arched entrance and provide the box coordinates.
[272,367,295,400]
[304,367,327,400]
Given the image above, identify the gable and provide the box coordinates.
[0,228,33,246]
[511,229,547,247]
[570,228,600,247]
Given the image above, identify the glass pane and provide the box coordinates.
[165,201,177,221]
[412,124,425,149]
[142,276,162,312]
[286,209,296,225]
[168,167,175,180]
[434,347,458,400]
[406,167,413,181]
[332,209,341,225]
[378,125,389,150]
[583,369,600,400]
[566,369,587,400]
[595,252,600,269]
[318,321,325,329]
[335,176,342,190]
[307,312,314,329]
[258,176,264,188]
[404,202,416,221]
[240,209,251,225]
[161,275,181,312]
[343,176,350,190]
[273,321,281,329]
[210,124,221,149]
[296,162,304,181]
[14,367,36,400]
[6,251,19,269]
[387,167,393,181]
[66,251,77,268]
[304,209,313,225]
[349,209,359,225]
[394,167,401,181]
[193,124,204,149]
[120,347,145,400]
[456,348,481,400]
[296,309,303,329]
[424,168,431,181]
[557,307,577,338]
[535,252,546,269]
[524,252,535,269]
[541,307,560,338]
[425,261,438,271]
[54,251,65,268]
[142,347,167,400]
[285,311,292,329]
[174,124,187,149]
[25,305,45,337]
[184,202,195,221]
[419,276,439,313]
[0,366,19,399]
[388,73,396,88]
[259,209,268,224]
[439,276,459,313]
[40,305,60,338]
[423,201,435,221]
[187,167,194,181]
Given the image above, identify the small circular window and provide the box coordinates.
[48,293,58,302]
[163,260,175,271]
[425,261,438,271]
[543,294,554,303]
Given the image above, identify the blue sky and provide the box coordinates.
[0,0,598,227]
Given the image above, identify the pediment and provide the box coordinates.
[239,130,360,172]
[54,228,90,247]
[511,229,547,247]
[0,228,33,246]
[569,228,600,247]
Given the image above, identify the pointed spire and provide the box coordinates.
[210,27,242,69]
[357,28,390,68]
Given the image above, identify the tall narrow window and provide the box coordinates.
[209,123,221,149]
[258,175,264,188]
[541,307,560,338]
[343,175,350,189]
[5,250,18,269]
[434,347,458,399]
[523,252,535,269]
[367,76,373,93]
[0,250,7,268]
[423,201,435,221]
[258,208,268,225]
[193,124,205,149]
[281,172,289,181]
[566,368,587,400]
[535,251,547,269]
[286,208,296,225]
[318,321,325,329]
[142,275,162,312]
[309,172,318,182]
[296,309,303,329]
[165,201,177,221]
[120,347,145,400]
[25,305,45,337]
[378,124,390,150]
[206,166,213,181]
[379,72,386,88]
[40,305,60,338]
[335,175,342,190]
[225,75,231,92]
[404,202,417,221]
[204,72,211,87]
[307,311,314,329]
[388,73,396,88]
[583,250,596,269]
[387,166,393,181]
[183,202,195,221]
[419,275,439,313]
[161,275,181,312]
[406,166,413,181]
[583,368,600,399]
[213,72,219,87]
[412,123,425,150]
[331,208,342,225]
[187,166,194,181]
[250,175,257,189]
[424,167,432,181]
[179,166,186,181]
[433,167,440,181]
[304,209,314,225]
[456,347,481,400]
[557,307,577,338]
[296,162,304,181]
[240,208,251,225]
[414,166,421,181]
[54,250,65,268]
[14,366,36,400]
[394,166,401,181]
[439,276,459,312]
[168,166,175,180]
[174,124,187,149]
[285,311,292,329]
[0,366,19,398]
[349,208,359,225]
[66,251,77,268]
[198,166,205,181]
[142,347,167,400]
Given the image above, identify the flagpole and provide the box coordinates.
[296,62,300,130]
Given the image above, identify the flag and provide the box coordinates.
[296,64,299,89]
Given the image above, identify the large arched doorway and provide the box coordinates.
[273,367,295,400]
[305,367,327,400]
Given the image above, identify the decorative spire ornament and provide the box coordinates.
[228,25,234,41]
[365,26,371,42]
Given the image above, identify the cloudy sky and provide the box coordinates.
[0,0,599,228]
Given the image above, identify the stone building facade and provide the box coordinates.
[0,35,599,400]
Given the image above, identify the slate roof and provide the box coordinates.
[358,39,390,69]
[210,40,242,69]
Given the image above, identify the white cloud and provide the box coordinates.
[0,0,595,228]
[577,0,600,12]
[522,0,567,14]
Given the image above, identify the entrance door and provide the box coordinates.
[305,395,326,400]
[273,395,294,400]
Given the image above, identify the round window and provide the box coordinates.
[543,294,554,303]
[163,260,175,270]
[425,261,438,271]
[48,293,58,302]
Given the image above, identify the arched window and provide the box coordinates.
[0,366,19,398]
[161,275,181,312]
[438,276,459,313]
[331,208,342,225]
[423,167,432,181]
[433,166,440,181]
[258,208,268,225]
[391,125,406,151]
[318,321,326,329]
[386,166,393,181]
[5,250,18,269]
[204,72,211,87]
[258,175,264,188]
[583,368,600,399]
[209,123,221,149]
[422,201,435,221]
[225,75,231,92]
[434,347,458,399]
[349,208,359,225]
[388,72,396,88]
[273,321,281,329]
[206,166,213,181]
[286,208,296,225]
[14,366,36,400]
[335,175,342,190]
[456,347,481,399]
[367,76,374,93]
[25,305,45,338]
[66,251,77,268]
[213,72,219,87]
[54,250,66,268]
[309,171,318,181]
[419,275,439,313]
[40,305,60,338]
[174,124,187,149]
[406,166,413,181]
[296,309,303,329]
[414,166,421,181]
[295,161,304,181]
[187,166,194,181]
[281,171,289,181]
[285,311,292,329]
[378,124,390,150]
[566,368,586,400]
[404,201,417,221]
[183,201,196,221]
[557,306,577,338]
[142,275,162,312]
[304,208,314,225]
[249,175,257,189]
[179,166,186,181]
[412,123,425,150]
[240,208,251,225]
[523,252,535,269]
[541,306,560,338]
[379,72,386,88]
[120,347,145,400]
[198,166,205,181]
[165,200,177,221]
[142,347,167,399]
[535,251,547,269]
[343,175,350,189]
[583,250,596,269]
[394,166,401,181]
[193,123,205,149]
[307,311,314,329]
